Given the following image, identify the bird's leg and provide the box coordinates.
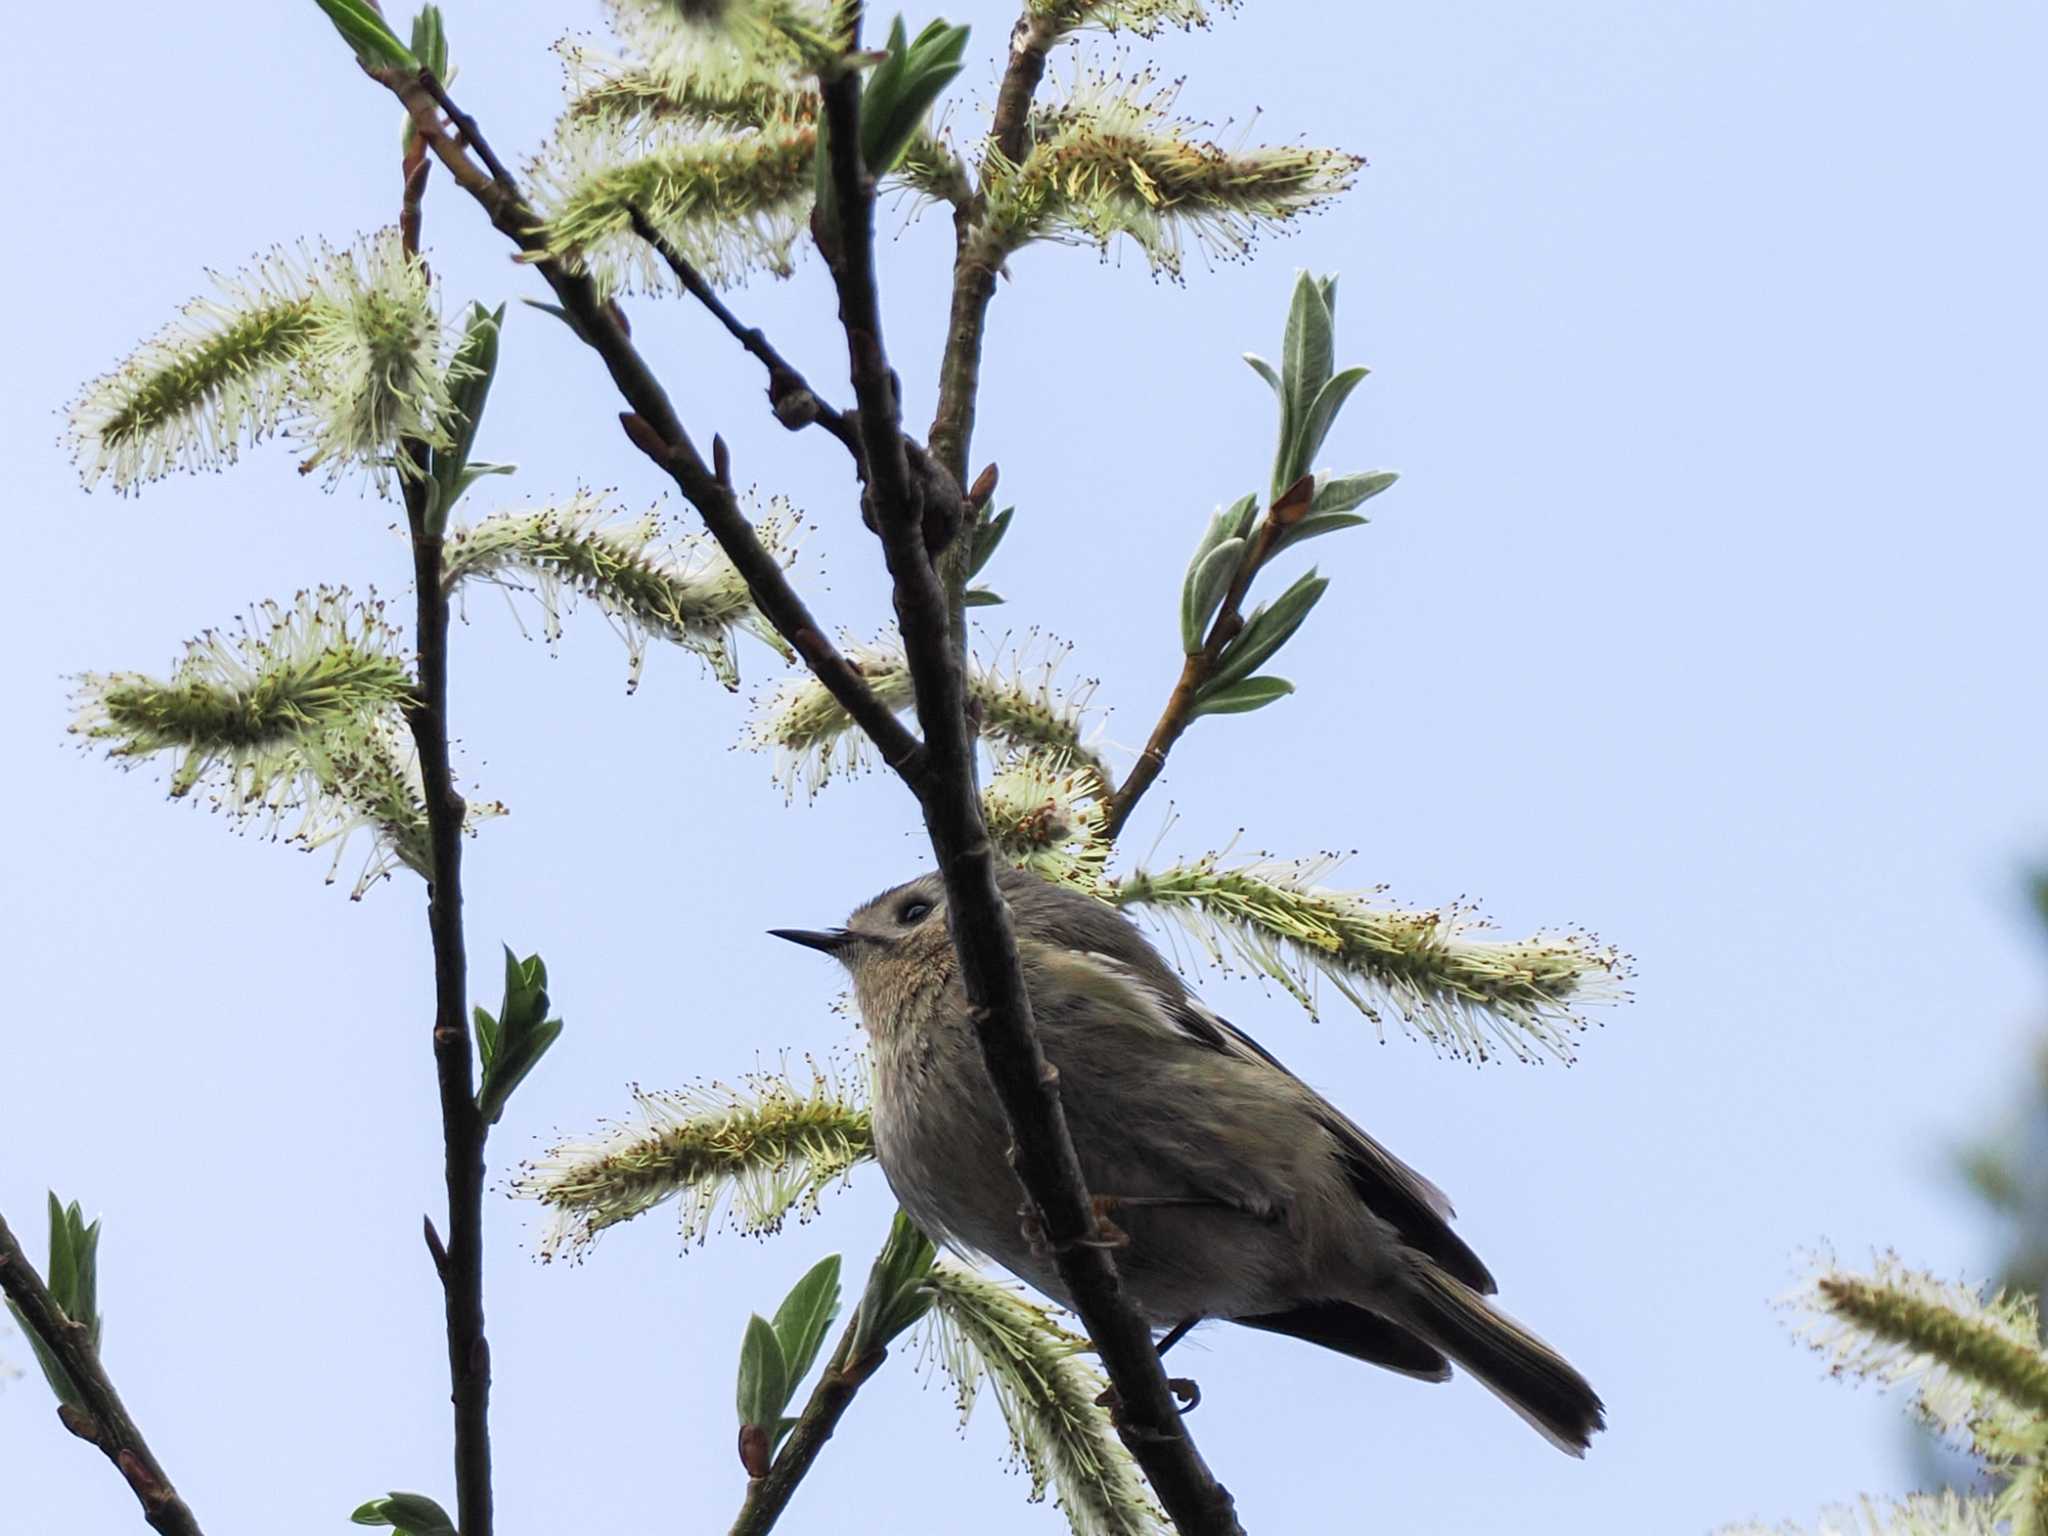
[1093,1317,1204,1423]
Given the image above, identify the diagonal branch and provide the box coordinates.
[727,1316,882,1536]
[816,60,1244,1536]
[1105,480,1301,839]
[387,68,926,785]
[624,208,866,465]
[0,1212,204,1536]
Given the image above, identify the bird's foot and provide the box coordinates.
[1016,1196,1129,1257]
[1093,1376,1202,1426]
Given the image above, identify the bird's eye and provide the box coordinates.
[897,899,933,925]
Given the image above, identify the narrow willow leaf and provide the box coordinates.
[1311,469,1398,515]
[851,1210,938,1361]
[859,17,970,178]
[1243,352,1281,397]
[1180,535,1245,653]
[737,1313,791,1429]
[349,1492,458,1535]
[1290,363,1369,479]
[1188,674,1292,717]
[771,1254,843,1390]
[1270,511,1367,554]
[313,0,421,72]
[1206,570,1326,690]
[963,587,1005,607]
[1276,270,1334,494]
[968,506,1014,578]
[427,302,505,531]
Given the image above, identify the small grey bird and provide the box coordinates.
[773,866,1605,1454]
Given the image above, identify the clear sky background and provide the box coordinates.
[5,2,2047,1532]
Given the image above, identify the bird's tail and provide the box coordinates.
[1393,1263,1605,1455]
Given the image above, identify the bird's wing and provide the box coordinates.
[1066,946,1498,1296]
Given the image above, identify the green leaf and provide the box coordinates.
[408,6,447,80]
[851,1210,937,1360]
[1312,469,1398,516]
[737,1313,791,1430]
[770,1255,843,1391]
[476,946,563,1126]
[967,505,1013,578]
[1189,675,1294,717]
[426,303,505,531]
[962,587,1004,607]
[473,1006,499,1073]
[1289,364,1369,480]
[1272,511,1368,554]
[1276,271,1334,497]
[1208,570,1327,691]
[859,17,971,179]
[312,0,421,72]
[1243,352,1281,398]
[350,1493,458,1536]
[1181,536,1245,654]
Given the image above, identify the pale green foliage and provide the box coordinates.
[69,590,499,897]
[921,1264,1166,1536]
[1114,852,1630,1064]
[443,492,800,692]
[982,66,1361,277]
[744,634,1102,799]
[513,1057,873,1260]
[67,229,459,494]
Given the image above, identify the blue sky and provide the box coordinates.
[5,1,2047,1531]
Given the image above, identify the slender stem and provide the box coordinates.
[0,1213,204,1536]
[1105,506,1288,840]
[926,12,1057,640]
[397,162,493,1536]
[817,59,1244,1536]
[727,1322,882,1536]
[384,71,926,784]
[625,208,866,465]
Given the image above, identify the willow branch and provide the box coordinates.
[396,162,494,1536]
[1105,490,1295,840]
[926,10,1058,650]
[379,67,926,783]
[817,60,1244,1536]
[624,208,866,464]
[0,1213,204,1536]
[727,1320,883,1536]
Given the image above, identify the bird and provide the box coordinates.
[772,864,1605,1454]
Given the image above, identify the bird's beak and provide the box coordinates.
[769,927,855,955]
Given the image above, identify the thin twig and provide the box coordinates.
[817,56,1244,1536]
[624,208,866,464]
[397,165,494,1536]
[927,10,1057,666]
[727,1321,883,1536]
[1105,481,1302,840]
[0,1212,204,1536]
[379,68,928,783]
